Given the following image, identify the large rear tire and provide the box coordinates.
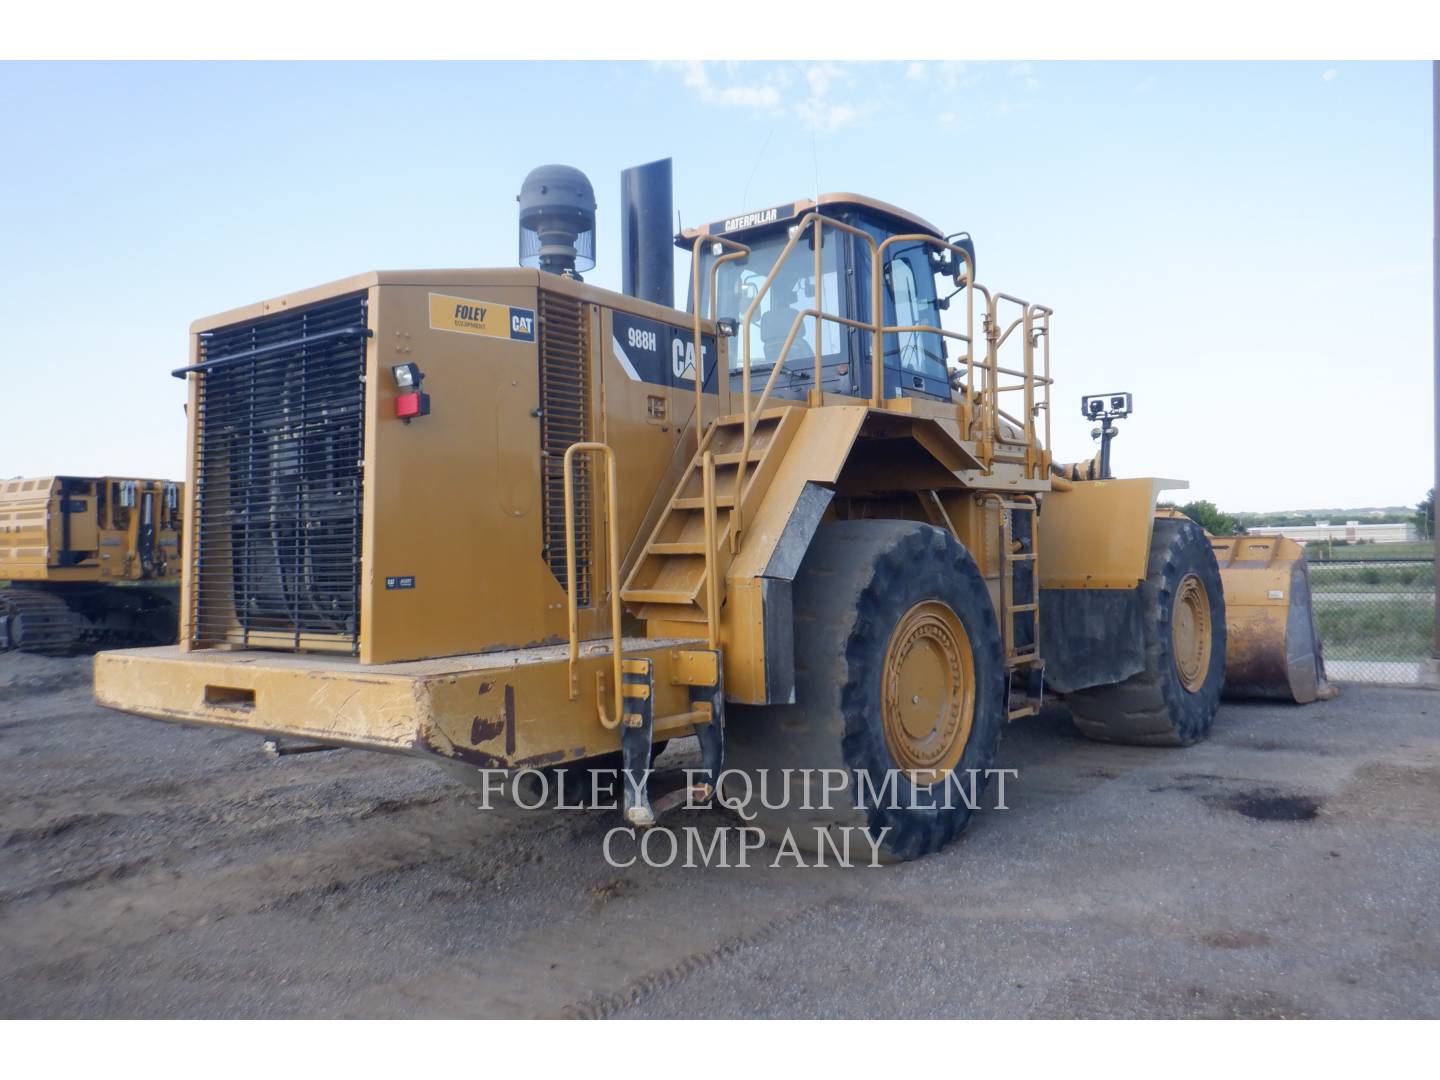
[1065,517,1226,746]
[725,520,1006,861]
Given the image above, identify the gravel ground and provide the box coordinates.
[1,650,1437,1018]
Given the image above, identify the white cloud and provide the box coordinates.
[1322,67,1339,81]
[658,60,1022,133]
[932,61,978,90]
[658,60,870,134]
[1009,61,1040,89]
[667,60,783,109]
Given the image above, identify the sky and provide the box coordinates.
[0,60,1431,512]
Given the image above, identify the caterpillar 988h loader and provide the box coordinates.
[93,159,1331,859]
[2,476,183,654]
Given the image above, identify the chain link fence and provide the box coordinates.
[1307,556,1435,685]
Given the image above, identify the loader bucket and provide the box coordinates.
[1210,535,1337,703]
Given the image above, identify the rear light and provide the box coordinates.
[395,391,430,419]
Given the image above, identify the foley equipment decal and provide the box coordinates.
[428,294,536,342]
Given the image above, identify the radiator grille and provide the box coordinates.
[537,292,592,606]
[191,292,369,652]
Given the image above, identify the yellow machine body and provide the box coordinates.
[1211,535,1336,703]
[91,188,1326,782]
[1,475,182,584]
[2,476,184,654]
[91,248,1057,765]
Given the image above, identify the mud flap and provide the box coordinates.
[1212,536,1337,703]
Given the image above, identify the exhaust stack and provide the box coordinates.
[620,158,674,307]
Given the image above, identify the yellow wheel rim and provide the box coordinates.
[880,600,976,786]
[1172,573,1213,693]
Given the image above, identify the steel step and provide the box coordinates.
[624,588,700,606]
[673,494,736,510]
[648,541,709,556]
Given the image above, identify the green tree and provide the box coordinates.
[1416,489,1434,540]
[1177,500,1243,537]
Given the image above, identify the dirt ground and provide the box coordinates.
[2,650,1438,1019]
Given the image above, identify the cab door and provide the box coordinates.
[847,215,952,402]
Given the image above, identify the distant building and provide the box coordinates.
[1248,520,1419,545]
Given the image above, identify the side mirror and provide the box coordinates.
[946,232,976,284]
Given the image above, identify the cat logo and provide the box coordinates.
[672,337,698,379]
[428,293,536,343]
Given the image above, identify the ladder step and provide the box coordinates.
[712,407,788,428]
[1004,553,1038,562]
[654,708,712,735]
[1011,603,1038,613]
[648,541,709,556]
[711,450,765,466]
[674,494,735,510]
[635,605,708,623]
[624,588,698,606]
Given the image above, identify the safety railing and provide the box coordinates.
[972,288,1053,476]
[690,234,750,457]
[701,450,721,650]
[563,442,623,730]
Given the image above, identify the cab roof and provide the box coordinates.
[676,193,944,248]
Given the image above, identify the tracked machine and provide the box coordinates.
[2,476,183,654]
[93,160,1331,859]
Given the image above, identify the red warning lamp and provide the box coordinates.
[395,391,430,419]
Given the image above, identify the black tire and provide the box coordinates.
[1065,517,1226,746]
[726,520,1006,861]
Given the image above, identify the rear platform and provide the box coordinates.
[94,638,706,769]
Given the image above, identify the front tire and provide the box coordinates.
[1065,516,1226,746]
[726,520,1006,861]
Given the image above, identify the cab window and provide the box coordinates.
[700,232,843,372]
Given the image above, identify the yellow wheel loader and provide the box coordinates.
[93,159,1331,859]
[2,476,183,654]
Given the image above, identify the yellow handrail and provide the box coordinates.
[690,234,751,456]
[987,293,1054,479]
[875,232,977,407]
[563,441,623,730]
[701,450,720,650]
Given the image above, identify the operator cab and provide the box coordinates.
[683,194,972,404]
